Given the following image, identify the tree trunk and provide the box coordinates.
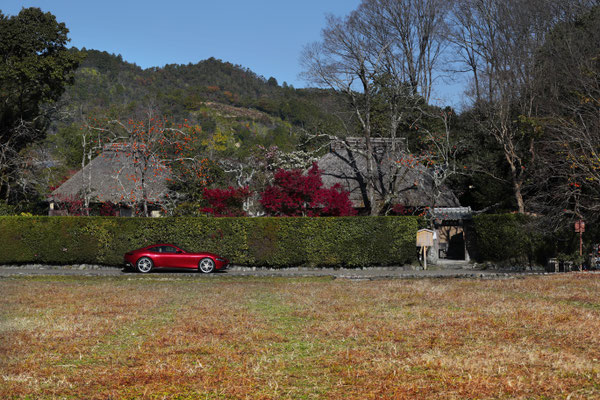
[507,156,526,214]
[365,135,378,216]
[514,182,525,214]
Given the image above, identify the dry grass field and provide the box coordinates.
[1,274,599,399]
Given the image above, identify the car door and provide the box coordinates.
[161,245,182,268]
[148,246,166,267]
[171,246,197,269]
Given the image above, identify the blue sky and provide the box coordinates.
[2,0,464,106]
[2,1,360,85]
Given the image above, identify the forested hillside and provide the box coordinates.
[61,49,343,130]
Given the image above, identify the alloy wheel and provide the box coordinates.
[137,257,153,273]
[199,258,215,273]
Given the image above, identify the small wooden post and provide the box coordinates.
[575,220,585,270]
[417,229,435,271]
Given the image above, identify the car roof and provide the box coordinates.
[143,243,179,249]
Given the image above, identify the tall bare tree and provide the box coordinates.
[302,0,449,215]
[530,5,600,227]
[366,0,448,103]
[448,0,597,213]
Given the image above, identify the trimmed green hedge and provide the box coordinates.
[0,216,420,267]
[472,214,548,264]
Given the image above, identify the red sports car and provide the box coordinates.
[124,244,229,273]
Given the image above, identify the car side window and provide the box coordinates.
[149,247,161,253]
[163,246,177,253]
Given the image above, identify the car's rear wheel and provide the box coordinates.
[198,257,215,274]
[136,257,153,273]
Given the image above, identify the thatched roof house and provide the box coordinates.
[317,138,459,209]
[48,143,170,216]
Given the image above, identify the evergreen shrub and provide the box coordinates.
[0,216,420,267]
[472,214,548,265]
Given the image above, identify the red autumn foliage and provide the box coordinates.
[314,183,357,216]
[53,194,89,216]
[99,202,119,217]
[201,186,251,217]
[260,163,356,217]
[389,204,414,216]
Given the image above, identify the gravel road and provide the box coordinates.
[0,264,552,280]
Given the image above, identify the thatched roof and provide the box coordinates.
[317,145,459,208]
[49,144,170,204]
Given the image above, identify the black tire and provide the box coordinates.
[198,257,215,274]
[136,257,154,273]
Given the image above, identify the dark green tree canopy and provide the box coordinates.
[1,7,80,135]
[0,7,81,201]
[0,8,80,124]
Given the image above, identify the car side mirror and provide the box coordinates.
[176,250,184,254]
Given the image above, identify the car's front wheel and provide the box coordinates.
[136,257,154,273]
[198,257,215,274]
